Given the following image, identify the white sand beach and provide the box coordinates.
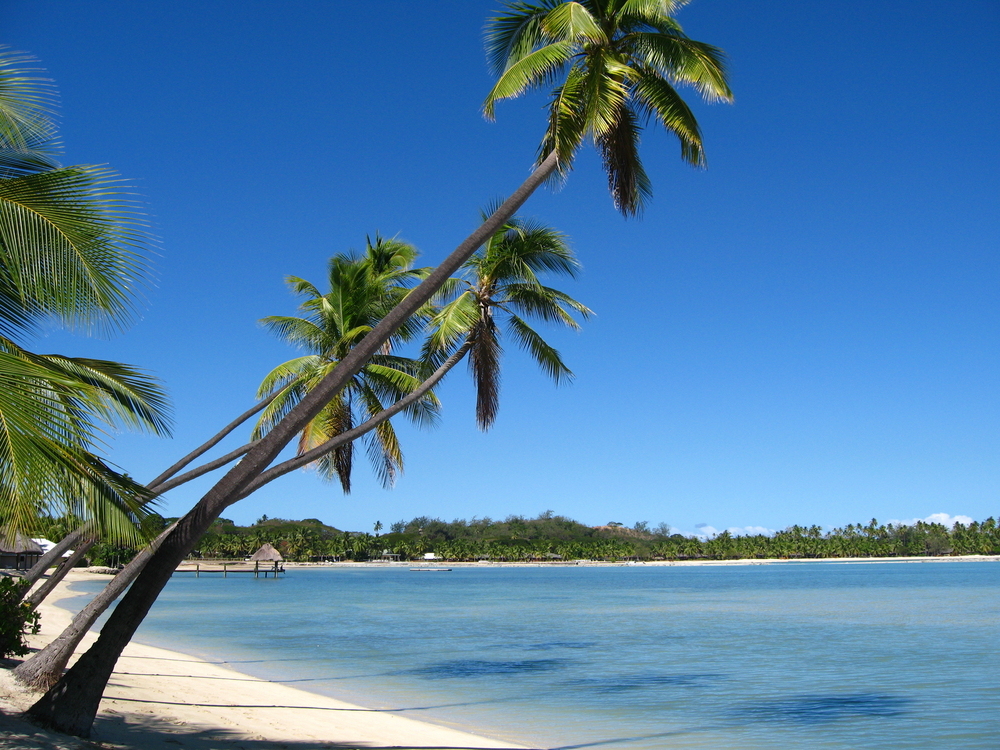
[0,569,528,750]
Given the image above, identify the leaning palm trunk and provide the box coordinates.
[11,398,272,612]
[15,340,472,693]
[26,153,559,737]
[24,541,95,613]
[13,526,171,690]
[11,397,276,688]
[16,527,89,597]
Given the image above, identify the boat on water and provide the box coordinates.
[409,567,452,572]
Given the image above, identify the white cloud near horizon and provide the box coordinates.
[687,524,776,539]
[888,513,975,529]
[682,515,976,539]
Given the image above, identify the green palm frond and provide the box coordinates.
[32,355,171,436]
[541,64,589,172]
[0,50,166,542]
[485,1,562,77]
[484,40,577,120]
[485,0,732,216]
[627,32,731,103]
[423,294,479,365]
[0,166,151,337]
[502,282,593,327]
[255,355,319,399]
[256,238,434,490]
[597,103,653,214]
[505,313,574,384]
[0,355,156,542]
[425,208,591,431]
[258,316,328,352]
[543,2,605,42]
[358,387,403,489]
[632,71,705,165]
[362,364,440,428]
[0,49,60,179]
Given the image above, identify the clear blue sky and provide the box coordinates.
[5,1,998,535]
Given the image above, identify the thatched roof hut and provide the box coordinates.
[249,543,283,562]
[0,533,44,569]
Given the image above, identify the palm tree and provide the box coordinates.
[29,6,731,734]
[252,235,439,493]
[426,211,592,430]
[483,0,732,215]
[0,50,171,540]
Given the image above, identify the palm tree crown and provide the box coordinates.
[483,0,732,215]
[426,211,592,430]
[254,236,439,492]
[0,50,169,540]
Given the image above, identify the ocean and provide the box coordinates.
[66,561,1000,749]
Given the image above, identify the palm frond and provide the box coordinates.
[632,72,705,166]
[469,317,503,431]
[543,2,605,43]
[540,63,589,172]
[597,102,653,215]
[484,40,577,120]
[34,355,171,436]
[0,165,151,337]
[627,32,732,103]
[484,1,562,77]
[505,313,574,384]
[502,282,593,327]
[424,293,479,359]
[0,49,61,180]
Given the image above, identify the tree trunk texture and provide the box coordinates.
[24,541,94,613]
[25,152,559,737]
[14,344,472,692]
[16,528,87,597]
[13,540,155,690]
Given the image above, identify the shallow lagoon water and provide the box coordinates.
[68,561,1000,748]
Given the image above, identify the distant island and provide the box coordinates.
[41,511,999,567]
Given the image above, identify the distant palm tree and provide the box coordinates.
[253,236,439,492]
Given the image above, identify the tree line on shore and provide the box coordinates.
[66,511,997,564]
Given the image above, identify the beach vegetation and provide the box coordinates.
[118,512,1000,564]
[425,209,592,430]
[0,576,40,657]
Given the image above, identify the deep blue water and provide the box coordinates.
[65,562,1000,749]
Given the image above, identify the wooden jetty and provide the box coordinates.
[173,561,285,578]
[175,543,285,578]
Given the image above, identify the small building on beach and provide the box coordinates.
[0,533,43,570]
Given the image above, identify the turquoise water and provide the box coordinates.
[68,562,1000,749]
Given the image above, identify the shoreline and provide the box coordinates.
[277,554,1000,568]
[0,570,529,750]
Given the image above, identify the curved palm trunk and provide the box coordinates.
[146,395,276,488]
[15,399,268,602]
[13,529,169,690]
[24,541,95,613]
[10,398,271,691]
[16,528,88,598]
[13,344,472,692]
[25,152,559,737]
[15,347,469,692]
